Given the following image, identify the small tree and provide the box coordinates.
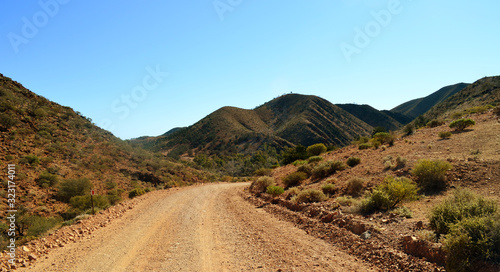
[306,143,327,156]
[449,119,475,131]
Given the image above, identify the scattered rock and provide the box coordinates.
[360,230,372,240]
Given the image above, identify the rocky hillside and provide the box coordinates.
[423,76,500,120]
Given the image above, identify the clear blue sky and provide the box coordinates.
[1,1,499,139]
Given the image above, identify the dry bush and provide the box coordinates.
[411,159,452,192]
[250,176,275,194]
[346,177,365,196]
[282,172,307,188]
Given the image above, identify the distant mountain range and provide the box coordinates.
[131,76,499,158]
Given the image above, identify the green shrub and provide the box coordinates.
[346,157,361,167]
[306,143,327,156]
[494,106,500,116]
[358,143,372,150]
[373,132,395,146]
[449,119,476,131]
[250,176,275,194]
[411,159,452,192]
[372,126,387,137]
[24,216,62,237]
[312,161,346,179]
[254,168,272,176]
[36,171,58,188]
[439,131,452,139]
[292,160,308,166]
[356,136,371,144]
[394,206,413,218]
[70,195,110,210]
[346,177,365,196]
[307,156,323,164]
[106,190,122,205]
[266,185,285,197]
[395,156,407,169]
[427,119,445,128]
[429,188,497,236]
[20,155,40,166]
[297,164,313,177]
[444,214,500,272]
[321,183,336,195]
[282,172,307,188]
[284,187,301,199]
[294,189,327,204]
[360,176,418,214]
[57,178,93,202]
[0,113,18,129]
[129,188,146,199]
[403,124,414,136]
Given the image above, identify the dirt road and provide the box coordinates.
[18,183,377,272]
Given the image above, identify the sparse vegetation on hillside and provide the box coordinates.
[312,161,346,179]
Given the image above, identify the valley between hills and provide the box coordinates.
[0,74,499,271]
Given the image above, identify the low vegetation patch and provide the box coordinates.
[266,185,284,197]
[360,176,418,214]
[306,143,327,156]
[57,178,93,202]
[346,157,361,167]
[427,119,445,128]
[411,159,452,192]
[358,143,372,150]
[312,160,346,179]
[250,176,275,194]
[321,183,336,195]
[346,177,365,196]
[128,188,146,199]
[254,168,272,176]
[429,188,499,271]
[282,171,307,188]
[36,171,59,188]
[429,188,497,236]
[438,131,452,139]
[307,156,323,163]
[449,118,475,131]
